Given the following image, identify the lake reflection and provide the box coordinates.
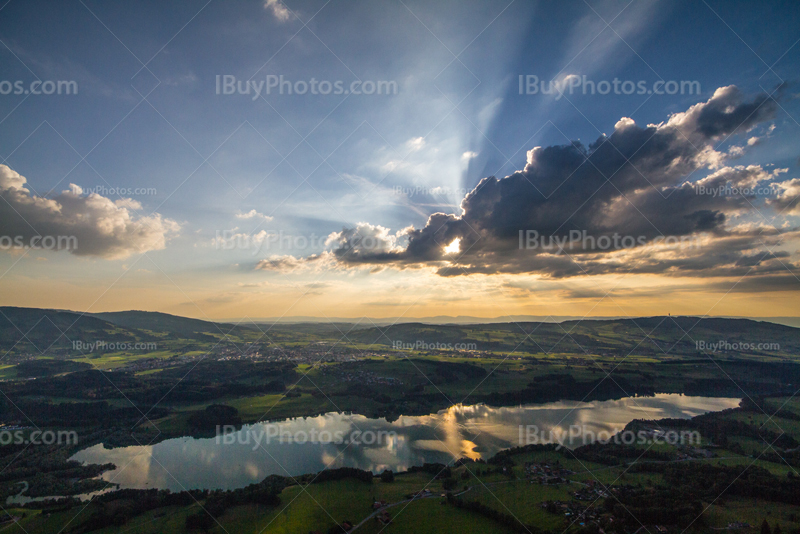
[71,394,739,492]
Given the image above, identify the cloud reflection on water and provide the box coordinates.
[71,394,739,492]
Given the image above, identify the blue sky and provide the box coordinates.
[1,0,799,319]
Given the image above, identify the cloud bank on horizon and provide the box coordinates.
[276,86,799,288]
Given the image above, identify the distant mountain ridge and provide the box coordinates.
[1,307,798,357]
[227,315,800,329]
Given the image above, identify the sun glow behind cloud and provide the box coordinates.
[443,238,461,255]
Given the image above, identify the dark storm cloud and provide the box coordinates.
[318,87,798,283]
[708,274,800,293]
[692,86,782,137]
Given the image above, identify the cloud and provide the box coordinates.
[301,87,799,285]
[264,0,291,22]
[406,137,426,152]
[325,222,412,263]
[663,85,779,139]
[768,178,800,215]
[235,209,273,221]
[694,165,787,192]
[0,165,179,259]
[255,254,306,272]
[707,274,800,293]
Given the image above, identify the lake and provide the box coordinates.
[70,394,739,492]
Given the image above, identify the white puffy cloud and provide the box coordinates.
[664,85,777,142]
[614,117,636,130]
[406,137,426,152]
[235,209,273,221]
[264,0,291,22]
[325,222,410,261]
[769,178,800,215]
[255,254,304,272]
[0,164,179,259]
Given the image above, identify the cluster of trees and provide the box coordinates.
[0,399,169,428]
[475,375,654,406]
[673,411,797,450]
[337,382,392,404]
[14,359,92,378]
[741,397,800,420]
[22,470,111,498]
[663,463,800,505]
[4,361,298,410]
[488,443,560,462]
[761,449,800,468]
[0,443,113,500]
[406,462,451,479]
[760,519,789,534]
[186,475,285,530]
[625,462,800,508]
[602,485,704,529]
[14,477,286,533]
[299,467,374,484]
[68,489,199,533]
[683,378,792,397]
[571,442,672,465]
[406,359,486,384]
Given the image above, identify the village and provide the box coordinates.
[524,461,575,485]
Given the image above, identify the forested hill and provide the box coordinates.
[0,307,251,353]
[347,316,800,357]
[92,310,251,338]
[0,306,146,353]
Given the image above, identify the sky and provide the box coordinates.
[0,0,799,321]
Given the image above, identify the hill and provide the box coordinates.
[91,310,253,339]
[0,306,146,354]
[347,316,800,357]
